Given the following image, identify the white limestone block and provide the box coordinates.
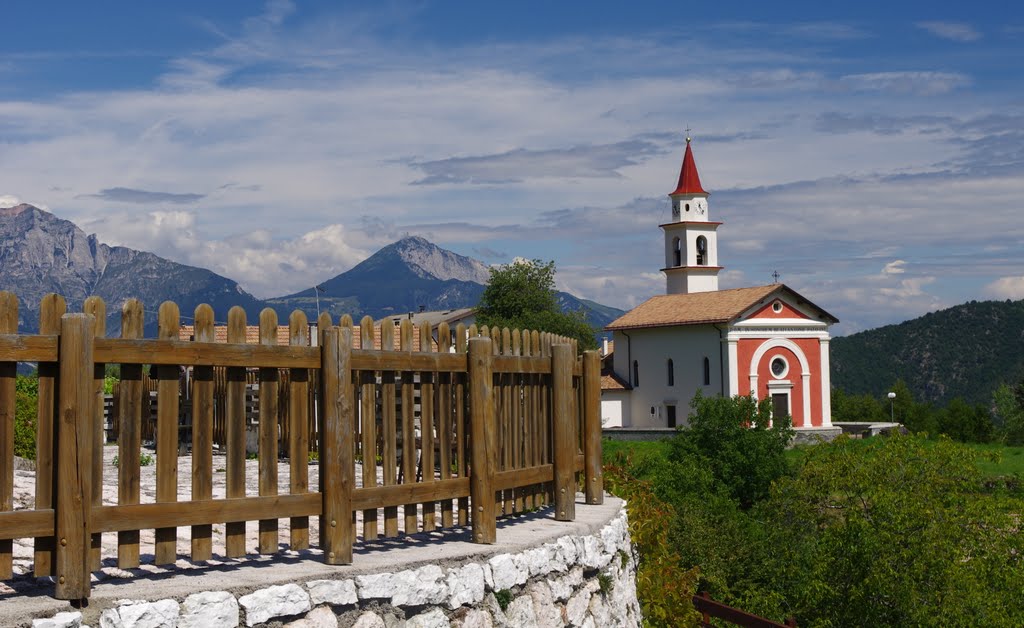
[526,582,560,628]
[307,579,358,606]
[446,563,486,609]
[553,536,578,569]
[179,591,239,628]
[600,517,623,554]
[239,583,312,627]
[455,609,493,628]
[522,545,556,577]
[405,608,450,628]
[546,566,584,602]
[33,611,83,628]
[565,588,591,627]
[355,573,395,600]
[390,565,448,606]
[100,599,179,628]
[351,612,386,628]
[482,593,509,628]
[503,596,538,628]
[488,554,527,591]
[578,535,610,569]
[482,563,493,590]
[99,609,122,628]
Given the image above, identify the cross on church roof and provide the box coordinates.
[772,270,781,283]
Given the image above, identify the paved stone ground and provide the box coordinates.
[4,444,441,591]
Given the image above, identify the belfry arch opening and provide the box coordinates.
[696,236,708,266]
[672,237,682,267]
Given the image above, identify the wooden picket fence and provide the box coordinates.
[0,292,603,602]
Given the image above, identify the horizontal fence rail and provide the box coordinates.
[0,292,603,602]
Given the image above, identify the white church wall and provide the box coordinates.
[613,325,723,428]
[600,392,628,428]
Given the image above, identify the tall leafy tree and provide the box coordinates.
[476,259,597,350]
[994,381,1024,444]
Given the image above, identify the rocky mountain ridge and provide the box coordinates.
[0,204,264,334]
[1,205,625,335]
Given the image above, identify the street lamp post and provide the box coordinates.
[312,284,325,320]
[887,391,896,422]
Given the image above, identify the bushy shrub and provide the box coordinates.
[14,390,37,460]
[672,392,792,509]
[605,456,701,627]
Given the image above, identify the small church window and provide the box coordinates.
[673,237,682,267]
[771,356,788,378]
[703,357,710,386]
[685,203,690,212]
[633,360,640,387]
[667,359,674,386]
[696,236,708,266]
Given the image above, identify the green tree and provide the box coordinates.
[937,397,995,443]
[476,259,596,350]
[671,392,792,509]
[830,388,886,422]
[994,382,1024,445]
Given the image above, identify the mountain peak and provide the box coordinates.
[382,236,491,284]
[0,203,38,217]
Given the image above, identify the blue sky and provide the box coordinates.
[2,1,1023,335]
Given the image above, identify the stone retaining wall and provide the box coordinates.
[28,502,639,628]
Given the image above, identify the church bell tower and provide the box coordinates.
[661,136,722,294]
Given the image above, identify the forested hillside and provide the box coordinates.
[831,299,1024,405]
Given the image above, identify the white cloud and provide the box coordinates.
[882,260,906,275]
[80,210,368,298]
[0,195,21,207]
[838,72,970,95]
[983,277,1024,300]
[916,21,982,42]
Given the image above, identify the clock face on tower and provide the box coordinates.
[697,203,705,215]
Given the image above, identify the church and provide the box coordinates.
[602,137,839,432]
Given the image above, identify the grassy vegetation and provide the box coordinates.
[601,438,671,465]
[606,436,1024,485]
[967,443,1024,476]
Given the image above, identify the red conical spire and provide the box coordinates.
[669,136,707,195]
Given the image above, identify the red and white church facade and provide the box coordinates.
[602,137,839,432]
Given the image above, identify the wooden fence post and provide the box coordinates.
[582,350,603,505]
[0,292,16,580]
[191,304,215,561]
[552,343,575,521]
[35,294,66,576]
[468,337,496,544]
[289,310,311,551]
[154,302,180,565]
[224,307,247,558]
[320,325,354,564]
[55,313,94,601]
[258,308,280,555]
[83,296,105,571]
